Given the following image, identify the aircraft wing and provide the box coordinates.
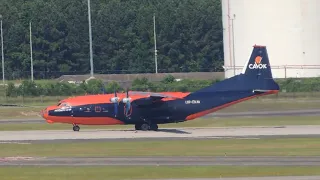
[129,91,183,105]
[129,91,183,99]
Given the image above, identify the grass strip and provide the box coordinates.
[0,166,320,180]
[1,115,320,131]
[1,138,320,157]
[0,106,43,119]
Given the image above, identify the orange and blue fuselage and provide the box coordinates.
[41,45,280,127]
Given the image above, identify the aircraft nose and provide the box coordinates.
[40,108,47,118]
[40,106,56,123]
[40,107,50,120]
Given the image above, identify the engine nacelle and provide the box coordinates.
[110,97,119,103]
[122,97,131,104]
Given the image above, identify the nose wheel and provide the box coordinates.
[73,124,80,131]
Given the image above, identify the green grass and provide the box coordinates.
[1,137,320,157]
[0,106,43,120]
[0,96,65,106]
[0,166,320,180]
[217,98,320,113]
[1,115,320,131]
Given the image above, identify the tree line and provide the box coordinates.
[0,0,224,80]
[5,76,320,97]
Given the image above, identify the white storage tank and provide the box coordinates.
[221,0,320,78]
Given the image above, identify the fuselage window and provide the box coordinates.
[95,106,101,112]
[84,107,91,112]
[102,107,109,112]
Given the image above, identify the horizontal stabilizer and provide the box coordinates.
[252,89,270,93]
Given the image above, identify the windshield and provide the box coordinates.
[57,102,72,109]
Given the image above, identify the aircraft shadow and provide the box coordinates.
[157,129,191,134]
[103,129,191,134]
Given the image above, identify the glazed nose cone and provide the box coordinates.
[40,106,57,123]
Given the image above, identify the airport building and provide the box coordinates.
[221,0,320,78]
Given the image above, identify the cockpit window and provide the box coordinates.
[58,102,72,109]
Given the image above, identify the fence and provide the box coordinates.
[223,65,320,78]
[1,68,224,81]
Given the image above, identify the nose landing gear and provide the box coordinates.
[73,124,80,131]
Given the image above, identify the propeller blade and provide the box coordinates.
[113,86,118,117]
[114,86,117,96]
[124,87,131,117]
[114,103,118,117]
[101,84,106,94]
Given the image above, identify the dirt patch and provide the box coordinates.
[20,111,41,117]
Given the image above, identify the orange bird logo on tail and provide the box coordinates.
[249,56,266,69]
[255,56,262,64]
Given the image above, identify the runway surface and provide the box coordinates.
[1,156,320,166]
[0,125,320,142]
[1,109,320,124]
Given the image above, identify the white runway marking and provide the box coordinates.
[0,141,31,144]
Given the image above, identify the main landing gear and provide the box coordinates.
[73,124,80,131]
[135,123,158,131]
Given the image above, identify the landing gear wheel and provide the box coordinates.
[140,123,150,131]
[135,124,141,130]
[73,125,80,131]
[150,124,158,131]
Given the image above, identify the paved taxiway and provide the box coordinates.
[1,156,320,166]
[0,125,320,142]
[1,109,320,124]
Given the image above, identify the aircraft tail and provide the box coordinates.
[242,45,273,79]
[186,45,280,96]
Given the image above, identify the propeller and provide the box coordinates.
[109,86,119,117]
[122,88,132,117]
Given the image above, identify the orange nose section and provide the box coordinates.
[40,108,47,118]
[41,106,56,124]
